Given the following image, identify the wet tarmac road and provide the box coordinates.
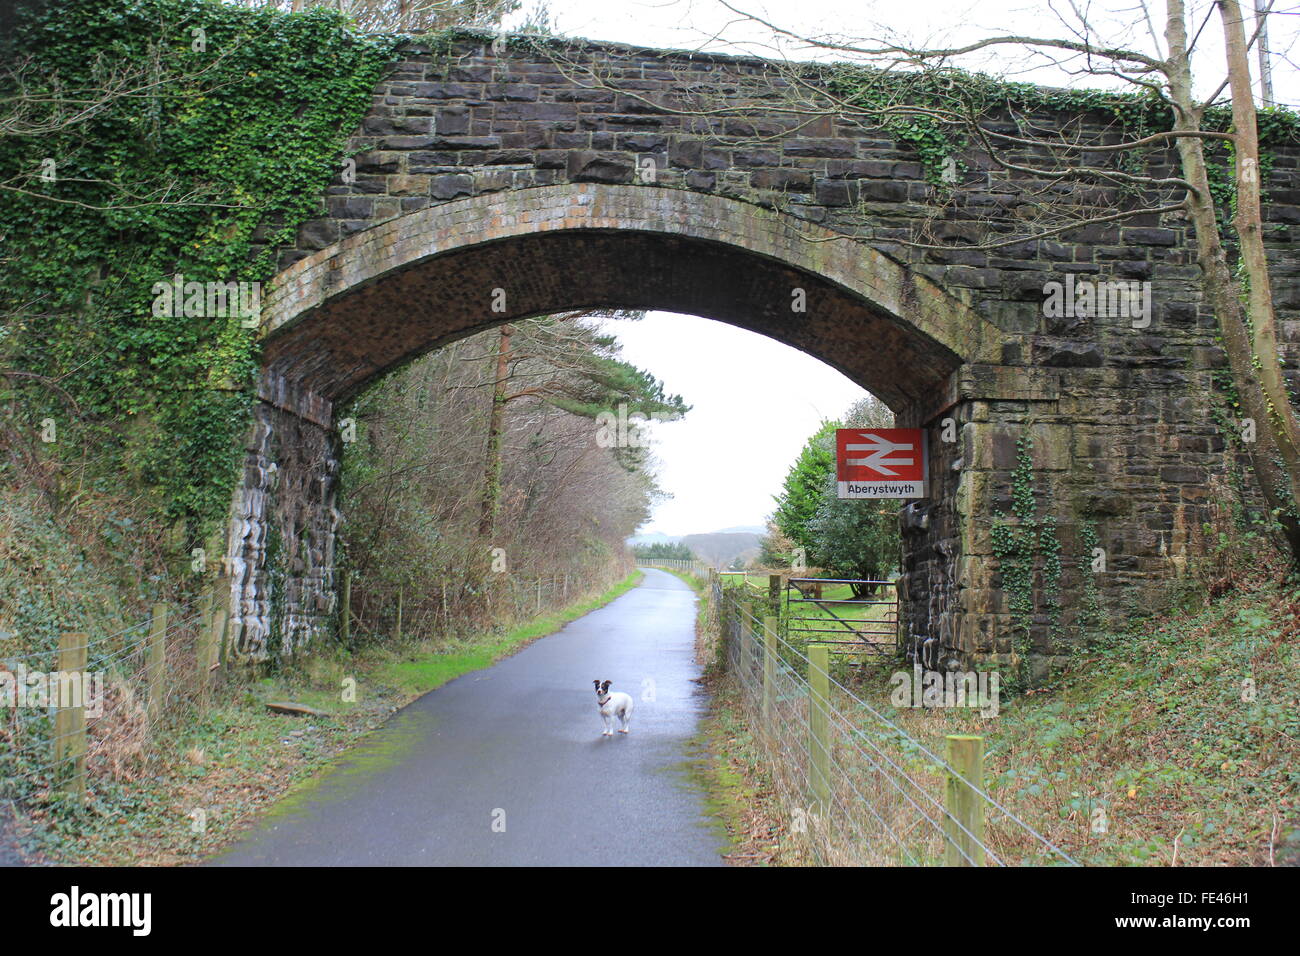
[211,569,725,866]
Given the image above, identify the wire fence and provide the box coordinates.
[341,568,601,645]
[2,565,626,804]
[635,557,712,578]
[0,588,220,803]
[711,573,1079,867]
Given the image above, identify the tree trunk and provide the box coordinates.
[478,324,512,539]
[1166,0,1300,559]
[1218,0,1300,503]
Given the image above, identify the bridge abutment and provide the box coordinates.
[223,379,340,661]
[225,353,1216,676]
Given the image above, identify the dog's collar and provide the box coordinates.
[598,694,611,705]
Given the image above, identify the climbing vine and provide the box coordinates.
[824,62,1298,187]
[0,0,397,547]
[1077,521,1102,629]
[990,433,1062,689]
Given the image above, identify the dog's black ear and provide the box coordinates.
[593,679,601,689]
[601,680,612,693]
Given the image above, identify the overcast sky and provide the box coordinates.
[509,0,1300,104]
[600,313,867,536]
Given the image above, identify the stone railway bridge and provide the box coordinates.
[224,34,1300,677]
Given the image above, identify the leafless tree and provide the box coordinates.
[339,313,668,639]
[228,0,545,35]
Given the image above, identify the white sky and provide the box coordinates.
[509,0,1300,105]
[601,313,868,535]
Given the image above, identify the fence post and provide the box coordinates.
[742,598,757,689]
[53,631,88,798]
[808,643,832,815]
[340,569,351,648]
[214,576,232,673]
[395,585,403,643]
[147,603,167,725]
[944,734,986,867]
[762,614,778,728]
[720,586,733,670]
[197,587,215,707]
[768,573,782,614]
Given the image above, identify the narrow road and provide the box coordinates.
[211,568,725,866]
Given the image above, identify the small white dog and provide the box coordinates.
[593,679,633,736]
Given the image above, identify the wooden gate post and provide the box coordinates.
[768,573,782,614]
[147,603,167,725]
[944,734,986,866]
[395,585,404,643]
[720,587,733,670]
[743,601,758,689]
[53,631,88,798]
[762,614,778,728]
[808,643,832,814]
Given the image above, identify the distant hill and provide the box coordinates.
[680,532,761,569]
[630,525,765,568]
[628,530,681,546]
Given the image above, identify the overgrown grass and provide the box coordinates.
[705,570,1300,866]
[375,571,644,695]
[10,569,644,865]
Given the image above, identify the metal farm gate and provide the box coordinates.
[783,577,898,657]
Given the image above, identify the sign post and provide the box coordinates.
[835,428,928,499]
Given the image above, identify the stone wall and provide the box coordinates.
[224,388,340,660]
[228,35,1300,672]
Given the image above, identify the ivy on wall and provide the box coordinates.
[990,434,1062,689]
[0,0,396,547]
[824,63,1299,187]
[1077,520,1102,630]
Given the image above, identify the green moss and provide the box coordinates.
[220,707,437,831]
[825,61,1297,187]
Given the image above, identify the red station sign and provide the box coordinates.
[835,428,928,499]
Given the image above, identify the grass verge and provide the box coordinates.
[688,677,798,866]
[650,564,797,865]
[694,572,1300,866]
[16,569,644,865]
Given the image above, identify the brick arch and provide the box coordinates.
[230,182,1000,663]
[259,183,1002,416]
[219,33,1300,672]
